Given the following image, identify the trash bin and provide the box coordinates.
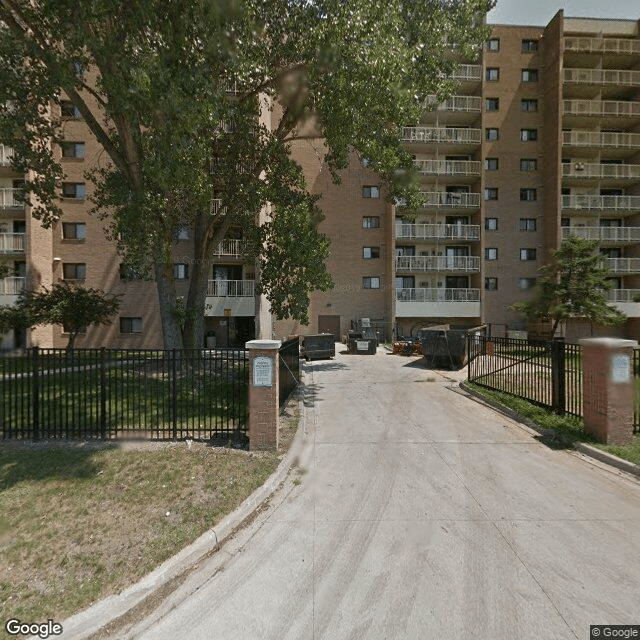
[302,334,335,360]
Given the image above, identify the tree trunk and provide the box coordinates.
[154,260,183,350]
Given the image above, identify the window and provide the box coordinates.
[175,225,190,240]
[63,323,86,334]
[363,247,380,259]
[173,263,189,279]
[60,101,81,118]
[519,218,537,231]
[62,263,86,281]
[520,248,537,261]
[521,99,538,112]
[362,216,380,229]
[518,277,537,290]
[486,67,499,81]
[520,158,538,171]
[362,186,380,198]
[522,39,539,52]
[485,158,499,171]
[485,128,499,141]
[520,129,538,141]
[62,222,86,240]
[485,277,498,290]
[120,317,142,333]
[363,277,380,289]
[484,187,498,201]
[520,188,537,201]
[62,182,86,199]
[487,38,500,51]
[61,142,85,159]
[521,69,538,82]
[485,248,498,260]
[485,217,498,230]
[486,97,499,111]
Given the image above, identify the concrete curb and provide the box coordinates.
[459,381,640,480]
[57,381,310,640]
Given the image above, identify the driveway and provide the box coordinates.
[128,345,640,640]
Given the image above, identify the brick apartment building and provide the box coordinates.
[1,10,639,349]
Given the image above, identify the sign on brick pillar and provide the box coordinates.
[246,339,281,451]
[579,337,637,445]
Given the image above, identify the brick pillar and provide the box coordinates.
[580,337,637,445]
[246,339,281,451]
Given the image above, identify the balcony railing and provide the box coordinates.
[562,227,640,243]
[396,288,480,302]
[605,289,640,303]
[562,130,640,148]
[564,37,640,55]
[395,223,480,241]
[0,276,25,295]
[562,163,640,179]
[423,95,482,112]
[414,159,481,176]
[206,279,255,297]
[603,258,640,273]
[401,127,481,145]
[0,145,13,166]
[395,255,480,272]
[0,188,23,209]
[564,68,640,87]
[562,195,640,211]
[418,191,481,208]
[0,233,25,253]
[211,239,244,258]
[450,65,482,81]
[563,99,640,118]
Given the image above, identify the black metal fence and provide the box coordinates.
[279,338,300,406]
[0,348,248,441]
[635,349,640,434]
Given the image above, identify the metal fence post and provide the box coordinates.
[551,337,566,413]
[171,349,178,439]
[100,347,107,439]
[32,346,39,440]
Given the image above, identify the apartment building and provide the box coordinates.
[1,10,639,349]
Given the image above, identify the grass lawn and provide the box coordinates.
[0,440,283,632]
[466,381,640,466]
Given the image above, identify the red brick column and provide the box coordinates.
[246,339,281,451]
[580,337,637,445]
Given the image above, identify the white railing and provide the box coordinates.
[603,258,640,273]
[564,37,640,55]
[418,191,481,208]
[395,255,480,272]
[605,289,640,303]
[563,130,640,149]
[211,239,244,258]
[395,223,480,241]
[562,227,640,243]
[206,279,255,297]
[396,288,480,302]
[562,195,640,211]
[450,65,482,81]
[562,163,640,179]
[0,145,13,166]
[401,127,481,145]
[0,188,23,208]
[423,95,482,112]
[0,233,25,253]
[563,99,640,118]
[414,159,481,176]
[0,276,25,295]
[564,68,640,86]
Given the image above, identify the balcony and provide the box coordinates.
[564,68,640,87]
[0,233,25,254]
[395,288,481,318]
[0,188,23,209]
[562,195,640,213]
[395,255,480,273]
[414,159,481,177]
[395,222,480,242]
[205,279,255,317]
[603,258,640,273]
[423,95,482,113]
[0,145,13,166]
[562,227,640,244]
[450,65,482,81]
[401,127,481,146]
[562,130,640,149]
[211,239,244,258]
[605,288,640,317]
[563,99,640,118]
[562,162,640,180]
[564,37,640,55]
[418,191,480,209]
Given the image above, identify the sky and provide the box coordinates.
[487,0,640,26]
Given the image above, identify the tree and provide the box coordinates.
[0,0,492,348]
[0,282,120,353]
[511,235,626,338]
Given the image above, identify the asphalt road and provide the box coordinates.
[127,346,640,640]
